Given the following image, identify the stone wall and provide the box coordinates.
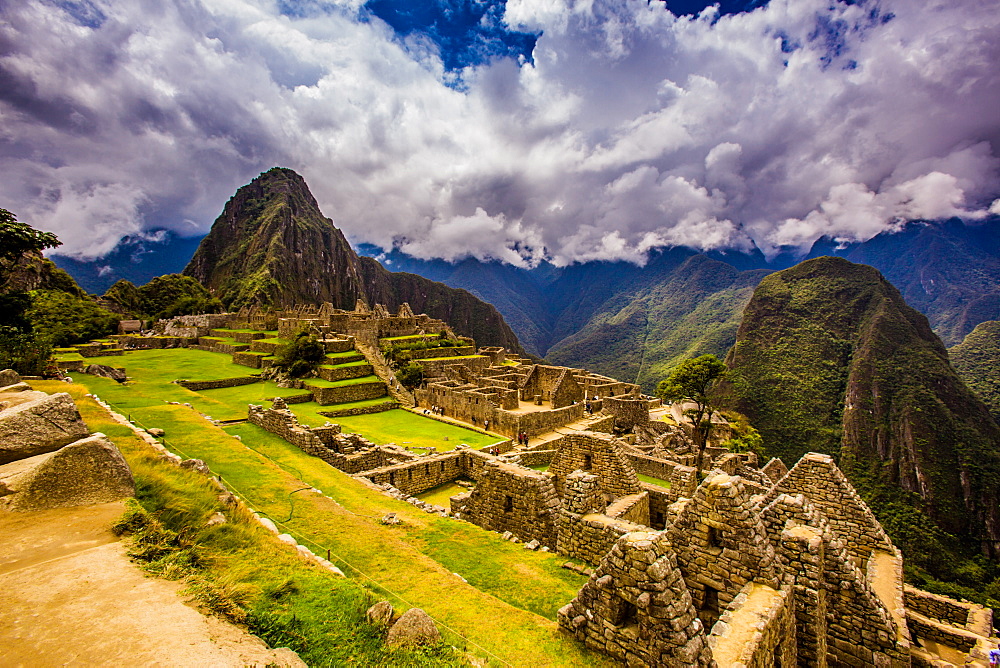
[176,376,260,391]
[111,335,189,349]
[232,351,272,368]
[307,381,387,405]
[603,396,651,430]
[643,483,674,530]
[605,492,650,526]
[756,452,894,565]
[456,460,560,546]
[317,363,374,382]
[318,401,398,418]
[556,510,647,566]
[548,431,642,500]
[362,452,466,496]
[707,582,796,668]
[511,449,555,467]
[627,452,697,500]
[903,586,975,627]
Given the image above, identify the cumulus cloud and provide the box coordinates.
[0,0,998,266]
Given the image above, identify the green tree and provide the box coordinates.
[273,329,326,378]
[656,354,727,468]
[0,209,62,374]
[397,362,424,390]
[27,290,119,347]
[0,208,61,272]
[137,274,223,320]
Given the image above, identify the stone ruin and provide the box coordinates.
[0,369,134,512]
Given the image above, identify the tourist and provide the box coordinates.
[483,419,489,431]
[990,643,1000,668]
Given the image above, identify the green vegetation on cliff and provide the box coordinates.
[722,256,1000,584]
[949,320,1000,423]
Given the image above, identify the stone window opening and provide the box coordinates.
[773,645,782,668]
[583,454,592,471]
[504,495,513,513]
[439,461,445,472]
[389,471,395,486]
[610,596,639,632]
[652,511,665,529]
[700,585,720,627]
[706,524,722,553]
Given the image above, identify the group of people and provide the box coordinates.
[423,405,445,416]
[516,431,529,446]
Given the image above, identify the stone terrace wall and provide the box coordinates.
[458,460,560,546]
[111,335,189,349]
[307,381,386,405]
[605,492,650,526]
[627,452,697,500]
[603,396,650,430]
[176,376,260,391]
[643,483,674,530]
[512,449,555,467]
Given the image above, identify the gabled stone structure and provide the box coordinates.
[557,531,716,666]
[548,431,641,500]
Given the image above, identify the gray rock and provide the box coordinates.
[386,608,441,647]
[0,382,32,393]
[0,392,90,465]
[269,647,308,668]
[365,600,395,627]
[524,539,540,550]
[0,369,21,387]
[179,458,210,475]
[147,428,165,437]
[0,433,135,511]
[84,364,127,382]
[206,511,227,527]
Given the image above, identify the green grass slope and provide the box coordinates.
[546,254,767,392]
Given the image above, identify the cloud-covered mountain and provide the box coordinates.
[4,0,998,269]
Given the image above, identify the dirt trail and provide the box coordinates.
[0,502,302,668]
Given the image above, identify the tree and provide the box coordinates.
[397,362,424,390]
[272,329,326,378]
[656,354,727,469]
[0,208,61,270]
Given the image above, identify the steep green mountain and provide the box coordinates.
[546,254,768,391]
[810,219,1000,345]
[950,320,1000,423]
[184,168,523,352]
[185,168,366,309]
[722,256,1000,564]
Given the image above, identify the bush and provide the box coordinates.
[273,329,326,378]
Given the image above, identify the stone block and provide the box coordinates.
[0,392,90,465]
[386,608,441,647]
[0,433,134,511]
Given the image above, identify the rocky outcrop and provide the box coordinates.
[723,256,1000,559]
[0,433,134,511]
[386,608,441,647]
[0,392,90,465]
[84,364,127,383]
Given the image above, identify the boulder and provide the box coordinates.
[147,428,165,438]
[386,608,441,647]
[84,364,127,382]
[0,382,31,393]
[365,600,396,627]
[0,369,21,387]
[0,433,135,511]
[0,392,90,465]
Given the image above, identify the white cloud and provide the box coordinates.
[0,0,997,266]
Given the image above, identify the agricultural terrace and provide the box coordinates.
[45,353,615,666]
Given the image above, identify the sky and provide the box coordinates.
[1,0,998,268]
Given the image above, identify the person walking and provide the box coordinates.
[989,642,1000,668]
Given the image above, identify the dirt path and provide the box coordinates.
[0,502,303,668]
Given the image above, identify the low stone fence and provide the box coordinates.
[197,337,250,354]
[903,586,975,627]
[318,401,399,418]
[176,376,260,391]
[232,351,272,368]
[416,355,491,377]
[627,452,697,500]
[111,335,190,349]
[513,449,555,467]
[605,491,649,525]
[905,610,980,653]
[362,452,466,496]
[307,381,387,405]
[404,346,476,360]
[208,329,268,344]
[318,363,373,382]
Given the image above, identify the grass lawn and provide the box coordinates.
[324,350,364,360]
[638,473,672,488]
[324,410,502,451]
[319,360,369,369]
[305,375,382,388]
[38,376,611,666]
[528,464,550,472]
[416,480,469,507]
